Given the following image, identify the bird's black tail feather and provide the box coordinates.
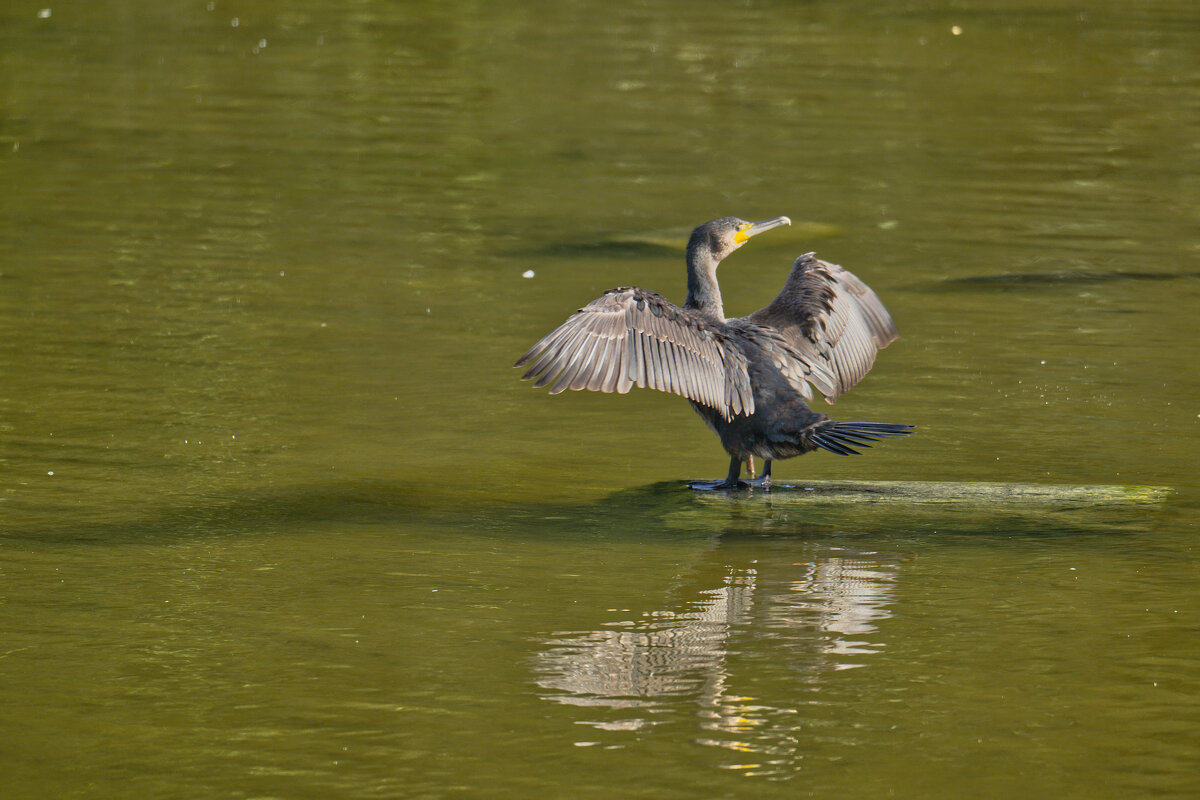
[810,421,914,456]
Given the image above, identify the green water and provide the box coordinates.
[2,1,1198,797]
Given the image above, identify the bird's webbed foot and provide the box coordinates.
[686,456,761,491]
[687,478,750,491]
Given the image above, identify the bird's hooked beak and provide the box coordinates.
[733,215,792,245]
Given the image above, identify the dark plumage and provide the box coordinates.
[515,216,912,488]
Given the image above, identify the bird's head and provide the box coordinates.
[687,216,792,265]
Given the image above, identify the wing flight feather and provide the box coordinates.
[516,287,752,420]
[743,253,899,403]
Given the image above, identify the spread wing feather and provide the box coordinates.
[744,253,899,403]
[515,287,753,420]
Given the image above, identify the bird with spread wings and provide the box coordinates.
[516,216,912,489]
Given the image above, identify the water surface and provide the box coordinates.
[2,1,1199,797]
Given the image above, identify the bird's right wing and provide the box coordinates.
[515,287,753,420]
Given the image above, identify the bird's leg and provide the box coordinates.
[717,455,746,489]
[743,459,773,489]
[687,455,749,491]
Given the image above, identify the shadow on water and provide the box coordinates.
[0,481,458,545]
[516,239,678,260]
[511,221,844,261]
[936,269,1200,289]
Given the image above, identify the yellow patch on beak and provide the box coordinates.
[733,216,792,244]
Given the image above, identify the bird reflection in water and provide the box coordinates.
[532,545,898,759]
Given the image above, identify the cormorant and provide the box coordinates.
[514,216,912,488]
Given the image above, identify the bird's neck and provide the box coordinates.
[684,251,725,322]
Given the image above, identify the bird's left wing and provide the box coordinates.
[744,253,899,403]
[515,287,753,420]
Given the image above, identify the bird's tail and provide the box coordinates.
[810,421,914,456]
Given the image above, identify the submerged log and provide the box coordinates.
[697,480,1173,506]
[680,480,1172,533]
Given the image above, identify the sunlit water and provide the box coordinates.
[2,1,1199,798]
